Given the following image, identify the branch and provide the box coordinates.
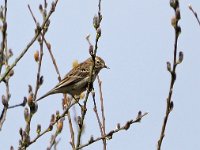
[26,101,76,148]
[47,118,63,150]
[77,111,148,149]
[188,4,200,26]
[91,90,106,149]
[0,0,59,83]
[76,0,103,148]
[157,1,183,149]
[0,0,7,73]
[0,0,10,131]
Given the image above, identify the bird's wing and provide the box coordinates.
[54,63,90,89]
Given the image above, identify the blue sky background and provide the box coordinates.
[0,0,200,149]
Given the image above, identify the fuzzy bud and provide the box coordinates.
[96,27,101,38]
[22,130,30,144]
[175,8,181,20]
[50,114,55,124]
[107,130,114,139]
[3,22,7,31]
[51,1,56,12]
[34,50,39,62]
[171,16,177,28]
[36,124,41,134]
[89,45,94,56]
[188,4,192,11]
[56,110,60,119]
[170,0,179,10]
[89,135,94,143]
[8,49,13,58]
[170,0,175,9]
[27,93,34,106]
[10,146,14,150]
[39,76,44,85]
[2,95,8,107]
[8,69,14,77]
[116,123,120,130]
[35,22,41,34]
[93,15,100,29]
[170,101,174,111]
[24,107,30,122]
[124,121,131,130]
[57,120,63,133]
[28,92,38,114]
[22,97,27,107]
[19,128,23,137]
[167,61,171,72]
[77,116,82,129]
[30,102,38,114]
[43,9,47,18]
[137,111,142,121]
[39,4,43,12]
[62,98,67,109]
[178,51,183,64]
[28,85,32,93]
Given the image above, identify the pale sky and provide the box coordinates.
[0,0,200,149]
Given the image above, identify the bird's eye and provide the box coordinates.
[96,60,100,64]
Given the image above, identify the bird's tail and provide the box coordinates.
[36,89,56,102]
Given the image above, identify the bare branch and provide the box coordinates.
[97,76,106,148]
[77,112,148,149]
[157,0,183,149]
[188,4,200,26]
[0,0,59,83]
[76,0,103,148]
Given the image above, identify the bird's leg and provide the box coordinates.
[72,95,82,108]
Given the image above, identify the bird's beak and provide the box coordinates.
[104,64,110,69]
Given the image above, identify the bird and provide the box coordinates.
[36,56,109,101]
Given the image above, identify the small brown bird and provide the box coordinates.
[36,56,109,101]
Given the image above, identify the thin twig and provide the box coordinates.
[0,0,7,73]
[76,0,103,148]
[22,4,46,144]
[7,0,62,110]
[75,87,91,148]
[28,101,76,147]
[0,80,9,130]
[48,132,59,150]
[157,1,183,149]
[44,38,76,148]
[34,31,44,101]
[0,0,9,131]
[0,107,7,130]
[92,90,106,149]
[77,112,148,149]
[53,138,61,150]
[97,75,107,149]
[28,3,75,149]
[64,95,75,149]
[28,4,37,24]
[8,100,26,109]
[188,4,200,26]
[0,0,59,83]
[43,38,61,81]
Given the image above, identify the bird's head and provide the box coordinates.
[94,56,109,70]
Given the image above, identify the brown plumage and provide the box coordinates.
[36,56,108,101]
